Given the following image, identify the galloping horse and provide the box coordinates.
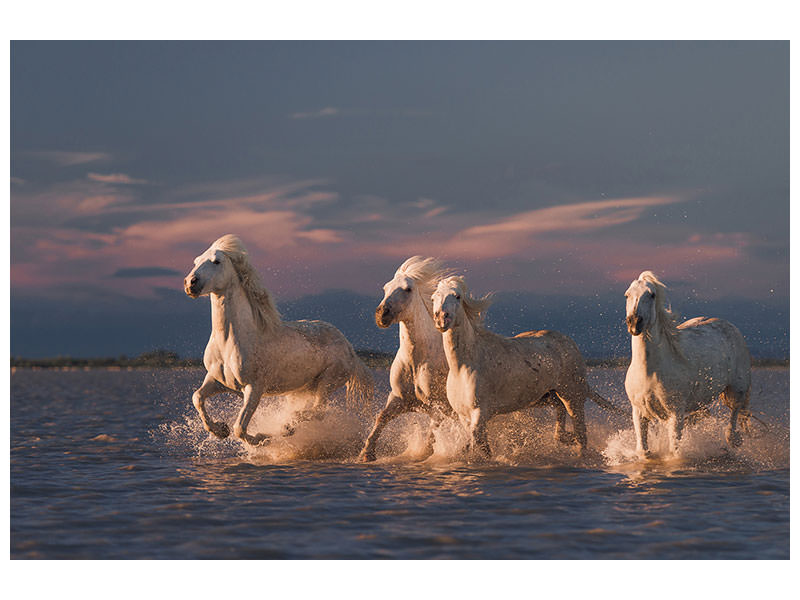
[624,271,751,457]
[184,234,374,446]
[359,256,454,462]
[432,276,618,457]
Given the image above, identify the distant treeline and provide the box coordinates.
[10,350,788,370]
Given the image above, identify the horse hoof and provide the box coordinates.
[209,422,230,439]
[359,450,376,463]
[249,434,270,447]
[726,430,743,448]
[557,432,578,445]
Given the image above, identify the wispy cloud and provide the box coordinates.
[87,172,148,185]
[288,107,433,120]
[23,151,112,167]
[9,178,778,303]
[442,196,683,258]
[289,107,340,120]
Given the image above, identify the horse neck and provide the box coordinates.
[631,317,675,372]
[441,316,477,369]
[399,291,444,365]
[209,281,259,342]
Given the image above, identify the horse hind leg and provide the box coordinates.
[549,395,576,445]
[667,410,684,455]
[554,391,587,451]
[283,370,344,436]
[723,385,749,448]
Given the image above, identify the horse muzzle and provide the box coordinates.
[184,276,200,298]
[433,311,452,332]
[375,303,394,328]
[626,314,643,336]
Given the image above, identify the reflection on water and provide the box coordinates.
[10,367,789,559]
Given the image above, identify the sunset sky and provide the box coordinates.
[10,41,789,357]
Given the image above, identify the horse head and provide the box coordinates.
[432,276,494,333]
[624,271,663,336]
[375,271,417,328]
[375,256,448,328]
[431,277,464,332]
[184,237,239,298]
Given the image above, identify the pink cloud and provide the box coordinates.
[87,172,148,185]
[25,151,111,166]
[442,196,682,259]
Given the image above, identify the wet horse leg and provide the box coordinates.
[192,373,230,439]
[422,406,448,459]
[555,391,587,451]
[724,386,749,448]
[667,410,684,455]
[283,370,346,436]
[233,383,269,446]
[632,406,652,458]
[359,393,413,462]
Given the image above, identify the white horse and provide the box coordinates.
[432,276,619,458]
[624,271,751,457]
[358,256,455,462]
[184,234,374,446]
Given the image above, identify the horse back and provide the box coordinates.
[676,316,750,379]
[504,329,585,376]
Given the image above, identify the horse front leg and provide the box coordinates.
[423,406,448,459]
[359,393,412,462]
[233,384,270,446]
[468,409,492,460]
[192,373,230,439]
[632,406,652,458]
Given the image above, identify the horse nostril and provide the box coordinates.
[190,277,198,286]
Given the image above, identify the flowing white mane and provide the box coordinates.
[396,256,452,308]
[211,234,281,331]
[442,275,494,329]
[637,270,681,353]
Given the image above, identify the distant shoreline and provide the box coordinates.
[9,350,789,370]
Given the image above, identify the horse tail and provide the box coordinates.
[588,388,626,415]
[346,356,375,418]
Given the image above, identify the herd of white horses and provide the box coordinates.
[184,234,752,461]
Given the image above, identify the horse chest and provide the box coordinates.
[626,372,672,420]
[204,339,247,391]
[413,364,436,404]
[446,366,477,412]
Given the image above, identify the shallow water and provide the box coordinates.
[10,367,789,559]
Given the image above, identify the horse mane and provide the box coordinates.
[638,270,683,355]
[211,234,281,331]
[396,256,453,309]
[441,275,494,330]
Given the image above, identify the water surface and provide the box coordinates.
[11,367,789,559]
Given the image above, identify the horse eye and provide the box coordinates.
[454,294,461,300]
[648,292,655,298]
[212,259,220,265]
[403,287,411,293]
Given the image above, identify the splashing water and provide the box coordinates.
[153,367,789,474]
